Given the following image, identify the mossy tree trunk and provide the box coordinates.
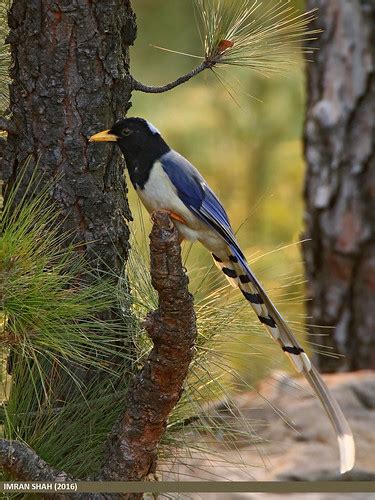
[3,0,136,273]
[303,0,375,371]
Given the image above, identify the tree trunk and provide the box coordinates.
[303,0,375,371]
[3,0,137,273]
[2,0,137,404]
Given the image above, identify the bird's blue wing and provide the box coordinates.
[160,150,242,252]
[159,150,205,212]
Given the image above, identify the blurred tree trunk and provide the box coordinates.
[303,0,375,371]
[3,0,136,273]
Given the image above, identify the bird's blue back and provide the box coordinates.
[160,150,244,256]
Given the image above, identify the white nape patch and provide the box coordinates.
[146,120,161,135]
[338,433,355,473]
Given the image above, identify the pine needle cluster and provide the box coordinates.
[1,173,133,374]
[195,0,319,76]
[0,171,137,477]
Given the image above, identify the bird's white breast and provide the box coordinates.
[136,161,195,225]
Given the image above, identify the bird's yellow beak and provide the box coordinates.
[89,129,118,142]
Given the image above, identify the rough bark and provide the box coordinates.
[1,0,199,490]
[0,136,5,168]
[100,212,198,487]
[0,439,117,499]
[0,438,73,482]
[303,0,375,371]
[3,0,137,272]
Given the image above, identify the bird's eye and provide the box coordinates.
[122,128,132,136]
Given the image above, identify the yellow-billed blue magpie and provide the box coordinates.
[90,117,354,473]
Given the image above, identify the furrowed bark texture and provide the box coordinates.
[303,0,375,371]
[3,0,137,271]
[100,212,197,487]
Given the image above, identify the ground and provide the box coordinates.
[162,371,375,498]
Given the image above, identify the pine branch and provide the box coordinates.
[131,60,212,94]
[0,212,198,498]
[0,440,118,498]
[130,1,319,94]
[99,211,198,486]
[0,439,73,481]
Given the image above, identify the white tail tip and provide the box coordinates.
[339,433,355,474]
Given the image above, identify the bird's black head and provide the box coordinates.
[89,117,170,168]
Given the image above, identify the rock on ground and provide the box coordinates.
[160,370,375,498]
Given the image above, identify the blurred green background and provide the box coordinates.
[127,0,309,383]
[0,0,310,385]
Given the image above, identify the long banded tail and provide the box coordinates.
[212,247,355,474]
